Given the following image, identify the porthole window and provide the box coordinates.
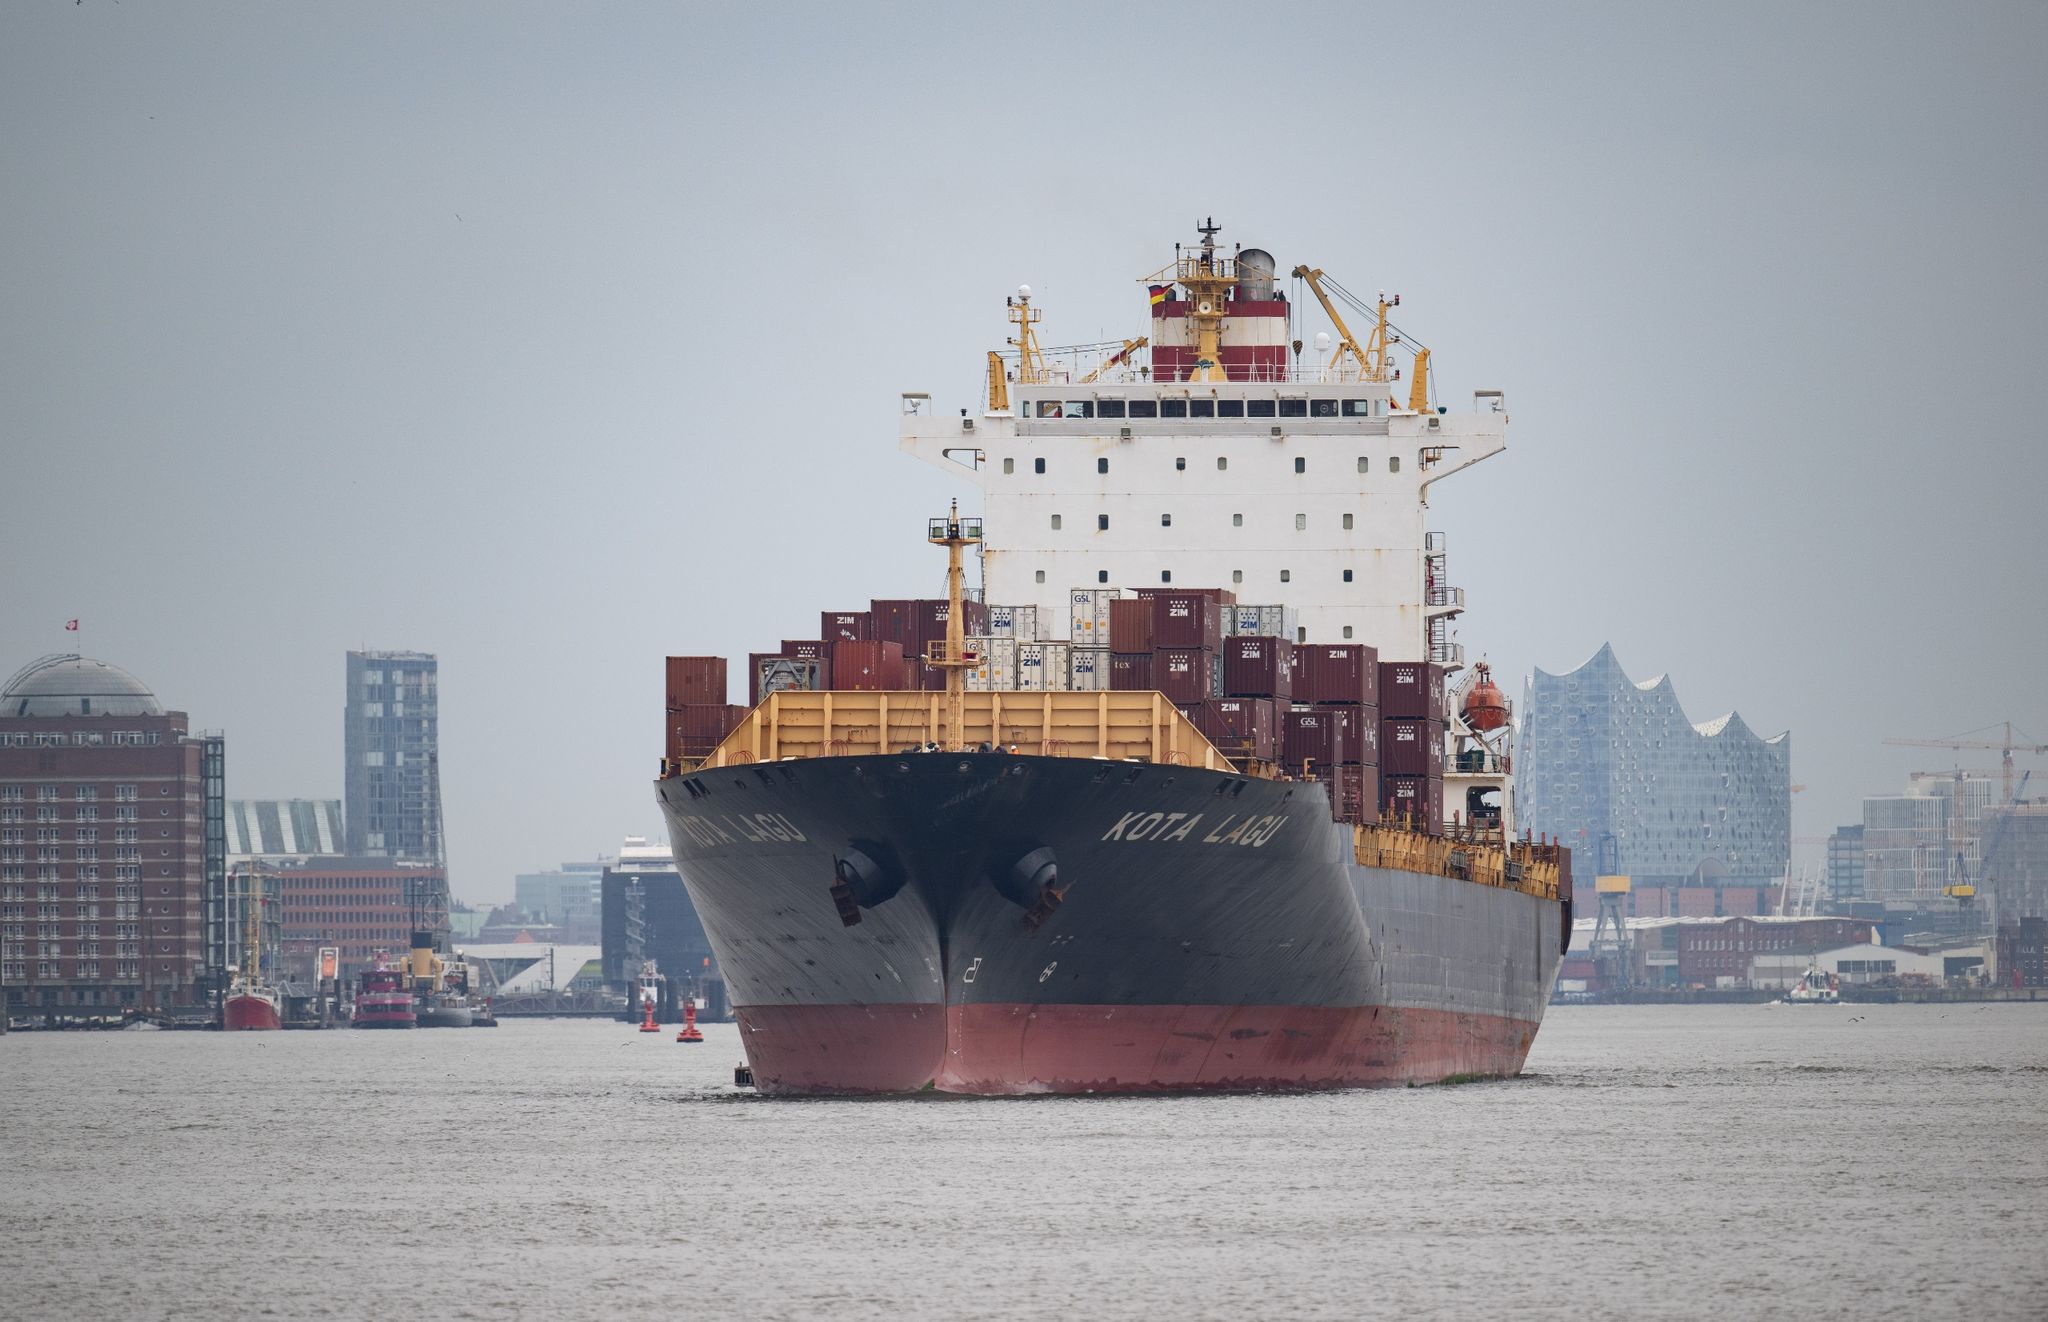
[1217,457,1228,471]
[1035,570,1046,584]
[1003,457,1015,475]
[1175,456,1186,471]
[1097,514,1109,531]
[1294,457,1306,474]
[1295,514,1306,531]
[1343,626,1354,639]
[1232,569,1244,584]
[1161,514,1172,527]
[1097,570,1109,584]
[1232,513,1243,527]
[1160,570,1172,583]
[1389,456,1400,473]
[1097,457,1109,474]
[1357,457,1368,473]
[1034,457,1046,474]
[1280,569,1292,583]
[1051,514,1062,530]
[1343,569,1354,583]
[1342,513,1354,530]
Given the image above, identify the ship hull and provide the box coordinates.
[223,992,282,1032]
[352,999,416,1028]
[659,753,1563,1095]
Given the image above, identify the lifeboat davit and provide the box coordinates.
[1461,662,1510,732]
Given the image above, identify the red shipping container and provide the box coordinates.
[821,611,874,644]
[1188,697,1278,763]
[1379,660,1446,721]
[1325,764,1380,825]
[831,639,906,690]
[1109,598,1154,654]
[669,703,750,763]
[1296,644,1379,707]
[665,656,728,708]
[1379,718,1444,777]
[781,639,830,661]
[869,599,918,646]
[1133,586,1237,606]
[913,598,990,656]
[1381,774,1443,829]
[1223,636,1294,700]
[1281,706,1348,771]
[1154,648,1220,704]
[1109,653,1153,690]
[1150,593,1225,652]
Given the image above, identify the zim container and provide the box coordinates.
[821,611,874,643]
[1150,592,1225,652]
[868,599,917,646]
[1187,697,1278,763]
[1109,598,1154,653]
[1381,773,1444,829]
[1068,647,1110,691]
[1154,648,1222,705]
[1379,718,1445,777]
[987,604,1040,640]
[1223,635,1294,700]
[1295,643,1380,707]
[830,639,906,690]
[1379,660,1447,721]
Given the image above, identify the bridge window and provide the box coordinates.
[1189,399,1215,418]
[1128,399,1158,418]
[1218,399,1245,418]
[1278,399,1307,418]
[1342,399,1375,417]
[1310,399,1339,418]
[1098,400,1127,419]
[1248,399,1277,418]
[1036,401,1063,419]
[1160,399,1188,418]
[1065,401,1093,418]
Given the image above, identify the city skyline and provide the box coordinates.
[3,4,2043,903]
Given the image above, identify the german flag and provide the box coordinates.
[1148,284,1172,306]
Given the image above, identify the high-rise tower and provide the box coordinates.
[342,651,442,862]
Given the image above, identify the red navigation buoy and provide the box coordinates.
[639,995,660,1033]
[675,997,704,1043]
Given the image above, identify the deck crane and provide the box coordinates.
[1081,337,1149,384]
[1290,265,1431,409]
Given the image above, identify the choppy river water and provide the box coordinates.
[3,1003,2044,1320]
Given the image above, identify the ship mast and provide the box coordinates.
[1177,217,1234,383]
[240,863,261,988]
[924,500,983,752]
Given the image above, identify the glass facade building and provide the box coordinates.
[1520,644,1791,901]
[343,651,442,863]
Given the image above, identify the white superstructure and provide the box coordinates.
[900,222,1506,666]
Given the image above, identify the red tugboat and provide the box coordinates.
[352,952,418,1028]
[223,864,282,1031]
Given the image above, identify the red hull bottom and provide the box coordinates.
[736,1003,1539,1095]
[223,995,282,1031]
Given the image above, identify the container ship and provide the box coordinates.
[656,222,1569,1095]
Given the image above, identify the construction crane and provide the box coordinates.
[1885,722,2048,803]
[1959,769,2033,913]
[1080,337,1148,384]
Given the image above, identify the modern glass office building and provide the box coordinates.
[1520,644,1790,912]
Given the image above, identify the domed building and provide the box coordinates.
[1,654,221,1018]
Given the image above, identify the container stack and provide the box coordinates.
[664,656,748,764]
[1378,659,1448,828]
[1279,643,1383,825]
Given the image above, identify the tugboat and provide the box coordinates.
[352,952,418,1028]
[222,864,282,1031]
[1781,964,1841,1005]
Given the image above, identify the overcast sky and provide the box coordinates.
[4,2,2043,901]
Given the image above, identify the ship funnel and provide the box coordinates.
[1236,249,1276,300]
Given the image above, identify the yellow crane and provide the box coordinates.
[1290,264,1432,409]
[1081,337,1148,384]
[1884,722,2048,803]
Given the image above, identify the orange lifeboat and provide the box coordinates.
[1461,662,1510,732]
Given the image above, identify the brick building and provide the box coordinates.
[270,856,447,979]
[0,655,224,1016]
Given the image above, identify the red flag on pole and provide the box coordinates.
[65,620,78,631]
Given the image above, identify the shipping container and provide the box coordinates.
[1379,660,1447,721]
[1134,586,1237,606]
[1018,641,1074,691]
[1228,604,1299,640]
[669,702,751,764]
[1381,773,1444,830]
[966,637,1018,691]
[1067,588,1121,647]
[1281,706,1347,771]
[821,611,874,644]
[1068,647,1110,692]
[915,598,990,654]
[1187,697,1278,763]
[751,655,823,704]
[831,639,906,691]
[780,639,830,663]
[1379,718,1445,777]
[1108,652,1153,691]
[869,599,917,646]
[1154,647,1222,705]
[1109,597,1154,653]
[1326,764,1380,825]
[665,656,728,708]
[987,604,1041,640]
[1223,635,1294,700]
[1296,644,1380,706]
[1151,592,1225,652]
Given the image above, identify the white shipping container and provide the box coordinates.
[965,637,1018,690]
[987,604,1041,640]
[1067,588,1120,646]
[1231,605,1298,639]
[1017,641,1072,691]
[1068,647,1110,691]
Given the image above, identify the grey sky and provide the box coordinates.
[4,2,2043,901]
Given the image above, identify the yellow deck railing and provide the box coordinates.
[1354,822,1562,901]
